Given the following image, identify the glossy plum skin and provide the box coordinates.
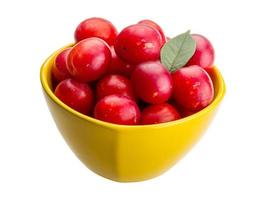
[52,48,71,82]
[74,17,118,45]
[55,79,94,115]
[131,61,173,104]
[138,19,166,44]
[186,34,215,70]
[114,24,164,64]
[96,74,135,101]
[94,95,140,125]
[67,38,111,82]
[141,103,181,125]
[106,47,134,77]
[172,65,214,112]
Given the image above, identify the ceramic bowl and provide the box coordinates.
[40,45,226,182]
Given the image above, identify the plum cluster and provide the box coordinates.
[52,17,215,125]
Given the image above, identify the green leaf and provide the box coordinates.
[161,30,196,72]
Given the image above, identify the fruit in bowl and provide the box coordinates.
[40,17,225,182]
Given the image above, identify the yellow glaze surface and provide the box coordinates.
[40,45,226,182]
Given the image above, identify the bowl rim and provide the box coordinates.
[40,44,226,130]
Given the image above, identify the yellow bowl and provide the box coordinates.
[40,44,226,182]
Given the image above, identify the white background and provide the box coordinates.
[0,0,263,199]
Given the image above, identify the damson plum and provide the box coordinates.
[131,61,172,104]
[55,79,94,115]
[74,17,118,45]
[114,24,163,64]
[186,34,215,70]
[172,65,214,112]
[138,19,166,44]
[52,48,71,82]
[67,38,111,82]
[96,74,135,101]
[94,95,140,125]
[141,103,181,125]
